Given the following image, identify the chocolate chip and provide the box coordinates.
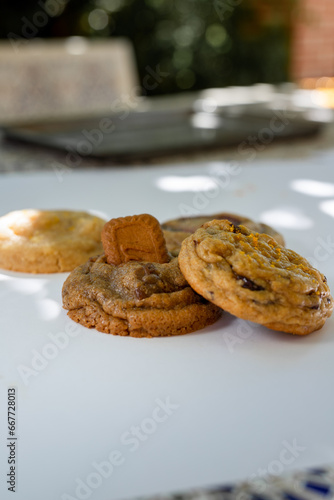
[237,274,264,291]
[135,263,158,280]
[134,267,145,279]
[327,297,331,303]
[323,275,327,283]
[208,291,215,300]
[230,224,241,234]
[310,304,320,310]
[142,274,160,284]
[143,263,157,274]
[134,287,148,300]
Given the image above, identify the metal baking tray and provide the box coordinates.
[2,85,332,158]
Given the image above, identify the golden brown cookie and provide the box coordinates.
[0,209,106,273]
[162,212,284,256]
[62,254,221,337]
[102,214,170,266]
[178,219,333,335]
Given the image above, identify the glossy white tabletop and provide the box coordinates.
[1,157,334,500]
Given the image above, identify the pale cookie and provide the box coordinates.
[162,212,284,256]
[0,209,106,273]
[62,254,222,337]
[178,219,333,335]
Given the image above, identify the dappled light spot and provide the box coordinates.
[260,208,313,230]
[8,278,47,295]
[319,199,334,218]
[290,179,334,197]
[36,298,62,321]
[155,175,217,192]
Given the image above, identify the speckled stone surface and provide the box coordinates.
[1,117,334,174]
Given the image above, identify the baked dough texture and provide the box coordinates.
[62,254,221,337]
[102,214,170,265]
[162,212,284,256]
[0,209,105,273]
[178,219,333,335]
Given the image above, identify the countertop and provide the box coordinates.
[1,116,334,174]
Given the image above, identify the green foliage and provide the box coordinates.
[0,0,295,94]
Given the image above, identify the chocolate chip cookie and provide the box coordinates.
[62,214,221,337]
[0,209,106,273]
[62,254,221,337]
[162,212,284,256]
[178,219,333,335]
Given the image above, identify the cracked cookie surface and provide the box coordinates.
[62,254,221,337]
[178,219,333,335]
[0,209,105,273]
[162,212,284,256]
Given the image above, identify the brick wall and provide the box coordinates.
[291,0,334,79]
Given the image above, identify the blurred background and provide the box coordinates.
[1,0,333,95]
[0,0,333,157]
[1,0,296,95]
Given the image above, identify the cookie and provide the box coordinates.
[63,213,221,337]
[62,254,221,337]
[0,209,106,273]
[102,214,170,266]
[178,219,333,335]
[162,212,284,256]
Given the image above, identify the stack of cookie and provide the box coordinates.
[62,212,333,337]
[62,214,222,337]
[0,209,332,337]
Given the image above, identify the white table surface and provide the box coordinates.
[1,156,334,500]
